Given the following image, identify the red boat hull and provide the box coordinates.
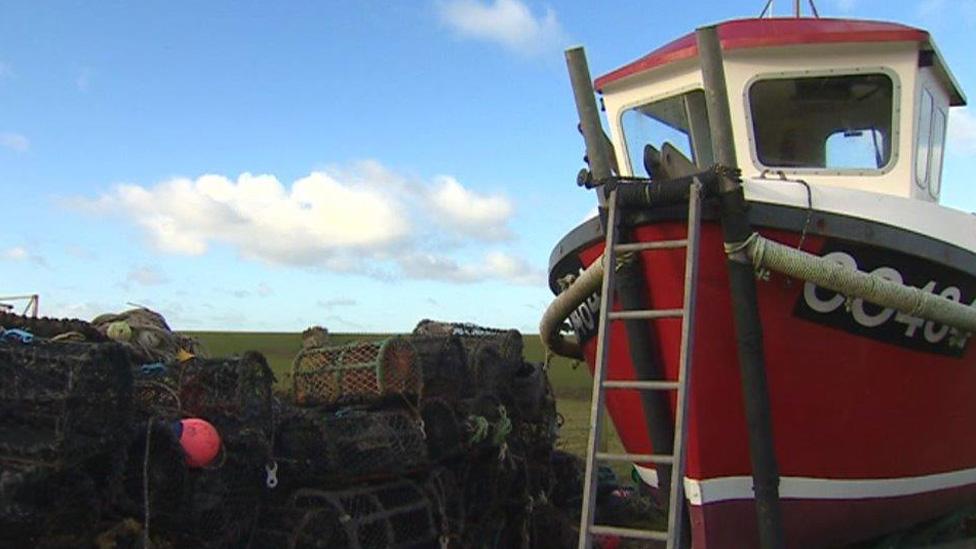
[558,216,976,547]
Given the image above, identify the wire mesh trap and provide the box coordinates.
[413,320,524,394]
[0,340,133,468]
[293,337,421,407]
[403,334,471,402]
[254,478,441,549]
[0,311,106,343]
[275,404,429,488]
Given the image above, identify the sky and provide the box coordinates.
[2,0,976,334]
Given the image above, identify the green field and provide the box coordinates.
[185,331,628,474]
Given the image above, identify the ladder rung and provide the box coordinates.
[609,309,684,320]
[614,240,688,252]
[588,525,668,541]
[595,452,674,464]
[602,380,680,391]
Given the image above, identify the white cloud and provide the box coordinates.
[429,176,513,240]
[949,108,976,155]
[0,132,29,153]
[397,250,543,285]
[79,169,411,261]
[3,247,28,261]
[126,265,168,286]
[2,246,47,267]
[438,0,567,56]
[70,162,538,285]
[256,282,273,297]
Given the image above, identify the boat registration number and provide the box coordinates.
[795,241,974,358]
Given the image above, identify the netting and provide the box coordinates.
[0,340,132,467]
[413,320,524,396]
[119,353,276,547]
[0,311,106,342]
[275,404,428,488]
[254,478,440,549]
[292,337,421,407]
[92,307,204,363]
[1,316,587,548]
[405,334,470,401]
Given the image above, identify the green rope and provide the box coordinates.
[467,416,490,445]
[492,406,512,446]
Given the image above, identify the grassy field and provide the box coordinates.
[185,331,628,475]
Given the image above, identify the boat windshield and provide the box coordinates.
[748,73,894,171]
[620,89,713,177]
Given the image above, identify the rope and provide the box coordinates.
[142,417,154,548]
[493,406,513,446]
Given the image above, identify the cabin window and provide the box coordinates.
[620,89,713,178]
[749,73,894,171]
[915,87,947,198]
[929,107,947,197]
[915,88,934,188]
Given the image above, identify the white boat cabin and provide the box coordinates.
[595,18,966,203]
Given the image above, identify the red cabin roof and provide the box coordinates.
[594,18,964,106]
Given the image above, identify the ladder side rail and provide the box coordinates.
[666,179,703,549]
[578,189,621,549]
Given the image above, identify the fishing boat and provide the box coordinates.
[542,9,976,548]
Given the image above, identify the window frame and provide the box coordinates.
[743,67,902,177]
[927,106,947,199]
[615,84,712,177]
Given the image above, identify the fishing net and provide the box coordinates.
[0,340,132,467]
[292,337,420,407]
[91,307,204,363]
[275,404,428,489]
[254,479,441,549]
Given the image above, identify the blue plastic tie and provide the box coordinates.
[140,362,167,375]
[0,328,34,344]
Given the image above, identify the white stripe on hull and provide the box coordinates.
[633,464,976,505]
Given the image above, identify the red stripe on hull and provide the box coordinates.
[575,221,976,544]
[691,482,976,548]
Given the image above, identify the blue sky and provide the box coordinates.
[2,0,975,333]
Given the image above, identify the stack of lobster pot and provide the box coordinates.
[256,320,568,548]
[0,316,134,548]
[120,351,277,548]
[255,335,455,548]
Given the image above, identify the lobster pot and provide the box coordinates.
[423,468,466,544]
[275,405,428,486]
[0,340,132,467]
[0,311,106,342]
[416,321,524,395]
[292,337,420,407]
[117,421,264,548]
[0,462,102,547]
[177,352,275,438]
[256,481,440,549]
[420,398,466,461]
[406,334,470,401]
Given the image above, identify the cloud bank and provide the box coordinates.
[73,161,542,286]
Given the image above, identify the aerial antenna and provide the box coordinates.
[759,0,820,17]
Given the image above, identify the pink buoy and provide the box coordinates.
[179,418,221,468]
